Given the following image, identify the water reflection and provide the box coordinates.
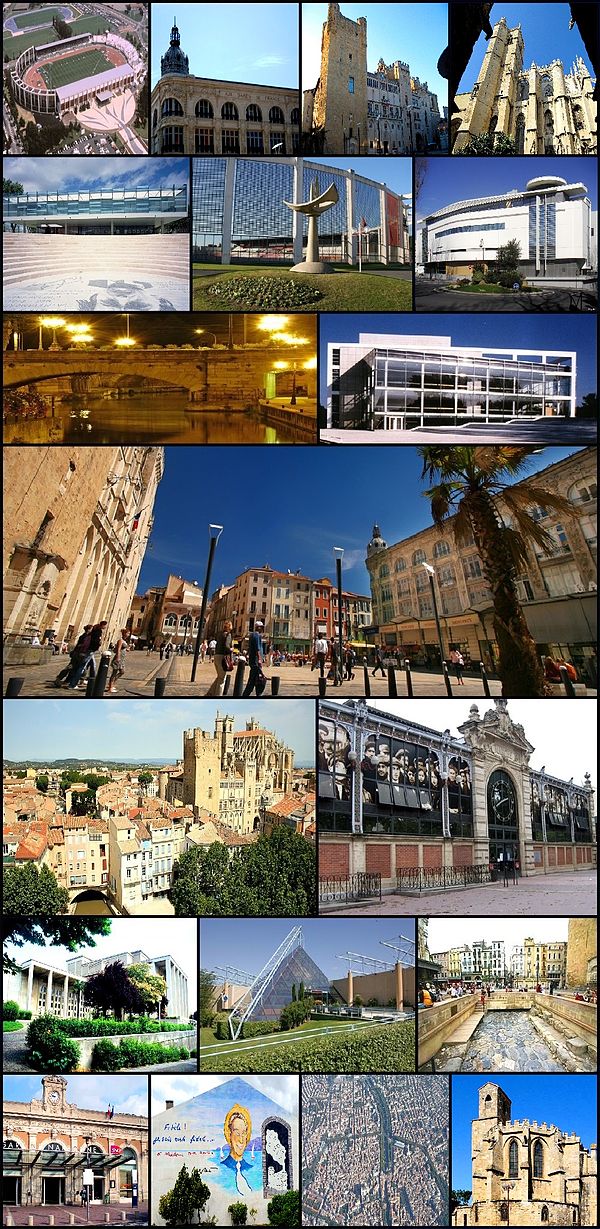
[3,392,315,445]
[72,896,114,916]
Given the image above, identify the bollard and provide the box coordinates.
[92,652,111,698]
[479,661,491,698]
[154,677,167,697]
[105,1213,112,1224]
[318,675,327,698]
[232,660,246,697]
[387,663,398,698]
[49,1218,55,1226]
[362,661,371,698]
[270,675,280,696]
[120,1213,127,1223]
[5,1217,14,1229]
[69,1216,75,1225]
[404,659,413,698]
[222,672,231,695]
[5,677,24,697]
[28,1218,34,1228]
[559,664,576,698]
[86,675,96,697]
[442,661,453,697]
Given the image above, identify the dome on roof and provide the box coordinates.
[161,18,189,76]
[525,176,567,191]
[367,523,387,556]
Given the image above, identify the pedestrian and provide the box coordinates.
[372,645,386,677]
[200,639,207,663]
[107,628,131,693]
[344,644,356,680]
[80,1189,86,1207]
[65,622,108,689]
[329,638,341,685]
[450,648,465,684]
[207,637,217,661]
[205,620,233,697]
[480,989,486,1011]
[312,634,328,674]
[242,621,267,697]
[54,625,92,686]
[159,642,165,660]
[165,641,173,659]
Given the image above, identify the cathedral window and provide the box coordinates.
[533,1140,544,1178]
[573,105,584,130]
[508,1138,519,1178]
[515,114,525,154]
[489,115,498,134]
[541,75,553,97]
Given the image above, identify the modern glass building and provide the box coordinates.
[326,332,576,431]
[192,157,410,264]
[3,186,189,234]
[417,174,596,279]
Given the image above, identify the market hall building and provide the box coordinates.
[2,1076,148,1210]
[318,699,596,893]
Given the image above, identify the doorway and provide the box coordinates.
[93,1175,104,1203]
[42,1176,65,1204]
[2,1177,20,1205]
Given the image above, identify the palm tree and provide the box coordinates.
[419,447,573,697]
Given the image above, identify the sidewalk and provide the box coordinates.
[4,1207,147,1226]
[322,870,597,917]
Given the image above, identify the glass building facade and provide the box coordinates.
[328,335,576,430]
[247,946,332,1022]
[3,185,189,233]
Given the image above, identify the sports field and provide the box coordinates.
[3,15,108,61]
[38,45,116,90]
[12,6,71,30]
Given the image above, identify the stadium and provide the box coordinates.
[10,30,145,120]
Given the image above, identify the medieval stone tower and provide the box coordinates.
[305,3,369,154]
[452,15,597,154]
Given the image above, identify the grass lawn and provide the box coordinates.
[3,1020,24,1031]
[453,283,539,295]
[200,1019,415,1073]
[4,15,109,61]
[193,264,413,312]
[201,1017,373,1050]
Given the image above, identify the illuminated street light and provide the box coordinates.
[114,336,137,347]
[256,315,290,332]
[39,316,66,350]
[195,328,217,347]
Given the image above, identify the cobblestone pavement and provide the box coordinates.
[325,871,597,917]
[3,1206,148,1225]
[4,654,503,699]
[449,1010,565,1073]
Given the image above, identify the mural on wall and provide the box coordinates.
[151,1078,297,1226]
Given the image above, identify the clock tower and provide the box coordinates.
[42,1076,68,1114]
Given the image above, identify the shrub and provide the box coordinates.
[200,1021,415,1074]
[207,276,323,309]
[27,1016,80,1072]
[117,1038,182,1067]
[18,1009,33,1019]
[178,1046,190,1059]
[3,1000,20,1021]
[32,1016,185,1038]
[91,1039,121,1072]
[216,1016,230,1041]
[499,271,522,289]
[241,1021,279,1039]
[484,270,499,283]
[268,1191,301,1226]
[228,1202,248,1226]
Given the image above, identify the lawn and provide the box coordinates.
[200,1020,415,1073]
[3,1020,23,1031]
[453,283,539,295]
[39,46,114,89]
[4,15,108,61]
[201,1017,373,1051]
[12,6,66,30]
[193,264,413,312]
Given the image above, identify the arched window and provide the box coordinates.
[246,103,262,121]
[533,1139,544,1178]
[195,99,213,118]
[541,1208,549,1224]
[163,613,177,629]
[517,78,529,102]
[412,549,426,565]
[541,75,553,97]
[161,97,183,117]
[508,1138,519,1179]
[394,558,407,572]
[221,101,239,120]
[269,105,285,123]
[378,563,390,579]
[515,114,525,154]
[572,104,584,131]
[180,615,192,629]
[152,108,157,127]
[291,107,300,124]
[433,540,450,559]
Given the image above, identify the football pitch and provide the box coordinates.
[38,46,116,90]
[12,6,70,30]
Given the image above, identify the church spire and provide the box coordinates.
[161,14,190,76]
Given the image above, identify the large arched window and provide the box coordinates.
[533,1140,544,1178]
[541,75,553,97]
[515,114,525,154]
[378,563,390,578]
[508,1139,519,1179]
[489,115,498,134]
[246,103,262,121]
[161,97,183,117]
[163,613,177,629]
[195,99,213,118]
[269,105,285,124]
[433,540,450,559]
[291,107,300,124]
[412,549,426,565]
[221,101,239,120]
[394,558,407,572]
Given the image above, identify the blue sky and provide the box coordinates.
[3,157,189,196]
[151,4,299,87]
[3,700,315,764]
[302,2,447,105]
[459,3,594,91]
[452,1075,598,1190]
[310,155,412,198]
[319,313,597,404]
[417,155,597,214]
[131,445,583,596]
[200,917,415,980]
[4,1075,149,1118]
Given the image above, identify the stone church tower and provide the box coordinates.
[304,3,369,154]
[453,15,597,153]
[453,1081,597,1226]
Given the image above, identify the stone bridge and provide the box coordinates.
[4,345,313,404]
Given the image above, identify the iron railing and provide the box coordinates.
[397,865,491,892]
[319,872,382,904]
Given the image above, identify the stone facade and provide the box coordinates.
[453,1081,597,1225]
[130,573,203,648]
[566,918,597,987]
[3,446,163,645]
[452,16,597,153]
[365,448,597,682]
[152,19,299,155]
[178,714,294,834]
[4,948,188,1020]
[3,1076,147,1209]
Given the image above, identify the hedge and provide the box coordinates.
[27,1016,81,1073]
[200,1021,415,1074]
[31,1016,189,1038]
[91,1037,190,1069]
[241,1021,279,1039]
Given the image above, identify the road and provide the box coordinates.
[415,278,597,313]
[324,870,597,916]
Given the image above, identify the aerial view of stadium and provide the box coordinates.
[3,3,148,155]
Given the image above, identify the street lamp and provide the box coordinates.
[502,1182,516,1226]
[114,312,136,347]
[421,562,446,673]
[480,237,485,270]
[191,524,224,682]
[39,316,65,350]
[195,328,217,347]
[333,546,344,686]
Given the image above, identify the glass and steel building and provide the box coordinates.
[417,174,596,279]
[326,332,576,431]
[3,185,189,234]
[192,157,410,264]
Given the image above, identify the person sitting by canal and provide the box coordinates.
[418,986,433,1008]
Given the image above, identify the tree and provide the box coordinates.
[127,964,167,1017]
[2,918,111,972]
[418,447,574,696]
[158,1165,211,1226]
[3,864,68,919]
[298,981,305,1001]
[83,961,146,1020]
[576,392,597,419]
[456,132,516,154]
[3,178,24,195]
[170,828,317,917]
[291,983,296,1001]
[450,1190,472,1214]
[497,240,521,272]
[267,1191,301,1226]
[35,774,49,793]
[137,771,153,792]
[199,968,217,1027]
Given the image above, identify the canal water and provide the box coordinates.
[72,894,115,916]
[3,392,301,445]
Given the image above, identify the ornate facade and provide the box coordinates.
[3,1076,147,1209]
[453,1082,597,1225]
[176,714,294,834]
[318,698,595,891]
[130,573,203,648]
[452,16,597,153]
[3,446,163,645]
[151,19,300,155]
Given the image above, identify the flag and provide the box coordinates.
[132,511,142,530]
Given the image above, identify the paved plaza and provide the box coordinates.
[435,1010,565,1074]
[415,278,597,313]
[3,1206,147,1226]
[326,871,597,917]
